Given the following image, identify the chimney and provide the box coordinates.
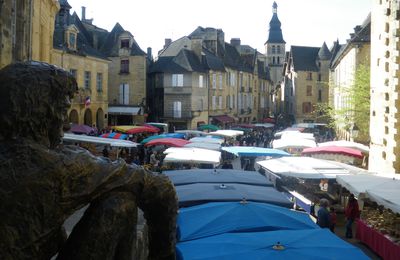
[147,47,153,61]
[164,38,172,49]
[191,36,203,61]
[81,6,86,21]
[230,38,241,47]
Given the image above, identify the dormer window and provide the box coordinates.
[120,39,130,49]
[68,32,76,49]
[65,25,79,50]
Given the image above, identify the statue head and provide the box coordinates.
[0,61,77,148]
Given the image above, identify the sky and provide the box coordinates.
[66,0,372,56]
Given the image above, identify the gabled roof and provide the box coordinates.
[150,49,207,74]
[290,46,320,72]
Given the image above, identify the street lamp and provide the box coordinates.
[351,123,360,139]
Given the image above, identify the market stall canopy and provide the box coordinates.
[336,173,400,202]
[69,124,95,135]
[177,201,318,242]
[280,132,315,141]
[125,126,160,134]
[140,133,185,144]
[254,123,275,128]
[175,183,293,208]
[144,138,190,147]
[302,146,363,159]
[197,124,219,131]
[272,138,317,150]
[163,169,273,186]
[100,132,128,140]
[63,133,138,148]
[257,156,360,179]
[292,123,327,129]
[189,136,224,144]
[212,115,236,124]
[222,146,291,157]
[183,142,221,151]
[163,148,221,164]
[208,129,244,138]
[318,140,369,153]
[176,229,369,260]
[175,130,207,136]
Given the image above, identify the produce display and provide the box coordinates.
[361,206,400,243]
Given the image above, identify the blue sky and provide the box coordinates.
[66,0,372,55]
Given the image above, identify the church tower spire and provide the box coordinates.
[264,1,286,85]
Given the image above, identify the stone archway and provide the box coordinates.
[84,109,92,126]
[96,108,104,130]
[69,109,79,124]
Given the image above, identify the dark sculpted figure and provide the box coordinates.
[0,62,178,260]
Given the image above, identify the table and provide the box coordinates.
[356,219,400,260]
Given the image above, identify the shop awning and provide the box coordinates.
[108,106,140,115]
[212,115,235,123]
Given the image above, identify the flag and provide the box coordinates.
[85,96,91,107]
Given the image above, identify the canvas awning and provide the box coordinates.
[212,115,235,123]
[108,106,140,115]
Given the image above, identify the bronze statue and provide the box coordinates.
[0,62,178,259]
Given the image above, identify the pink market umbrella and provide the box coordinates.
[144,138,190,147]
[70,124,95,135]
[125,126,160,134]
[302,146,363,159]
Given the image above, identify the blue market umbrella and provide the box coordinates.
[175,183,293,208]
[177,201,318,241]
[222,146,291,157]
[176,229,369,260]
[164,169,273,187]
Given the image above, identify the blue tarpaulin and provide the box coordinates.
[164,169,273,186]
[176,229,369,260]
[222,146,291,157]
[177,201,318,241]
[175,183,293,208]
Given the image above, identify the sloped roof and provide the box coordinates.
[318,42,331,60]
[203,48,225,71]
[150,49,207,74]
[291,46,320,72]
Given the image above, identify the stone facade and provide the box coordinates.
[0,0,59,68]
[369,0,400,173]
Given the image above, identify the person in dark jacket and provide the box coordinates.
[345,194,360,238]
[317,198,331,229]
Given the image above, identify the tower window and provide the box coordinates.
[121,39,130,48]
[276,45,281,54]
[272,45,276,54]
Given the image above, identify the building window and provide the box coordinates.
[307,72,312,80]
[84,71,91,89]
[120,39,130,48]
[119,83,129,105]
[68,32,77,50]
[272,45,276,54]
[219,73,223,89]
[318,89,322,101]
[306,85,312,96]
[276,45,281,54]
[318,74,322,81]
[219,95,223,109]
[96,73,103,92]
[70,69,77,79]
[173,101,181,118]
[272,57,276,64]
[302,102,312,114]
[277,57,280,64]
[212,96,216,110]
[226,95,230,109]
[199,75,204,88]
[120,60,129,73]
[212,73,216,89]
[172,74,183,87]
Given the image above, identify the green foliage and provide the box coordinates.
[312,103,335,129]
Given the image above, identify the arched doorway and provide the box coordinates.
[84,109,92,126]
[96,108,104,130]
[69,109,79,124]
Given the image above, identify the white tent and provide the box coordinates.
[336,174,400,213]
[257,156,362,179]
[207,130,244,138]
[280,132,316,141]
[272,138,317,150]
[189,137,224,144]
[63,133,138,148]
[163,147,221,165]
[184,142,221,151]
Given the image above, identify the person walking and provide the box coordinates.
[345,194,360,238]
[316,198,331,229]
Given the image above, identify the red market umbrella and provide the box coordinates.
[125,126,160,134]
[144,138,190,147]
[302,146,363,159]
[70,124,95,135]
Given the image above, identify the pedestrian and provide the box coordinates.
[102,145,109,158]
[221,160,233,169]
[330,207,337,233]
[316,198,331,229]
[345,194,360,238]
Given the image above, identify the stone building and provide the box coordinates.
[329,15,371,142]
[149,27,271,130]
[282,43,331,124]
[369,0,400,173]
[51,1,109,129]
[0,0,60,68]
[99,23,148,125]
